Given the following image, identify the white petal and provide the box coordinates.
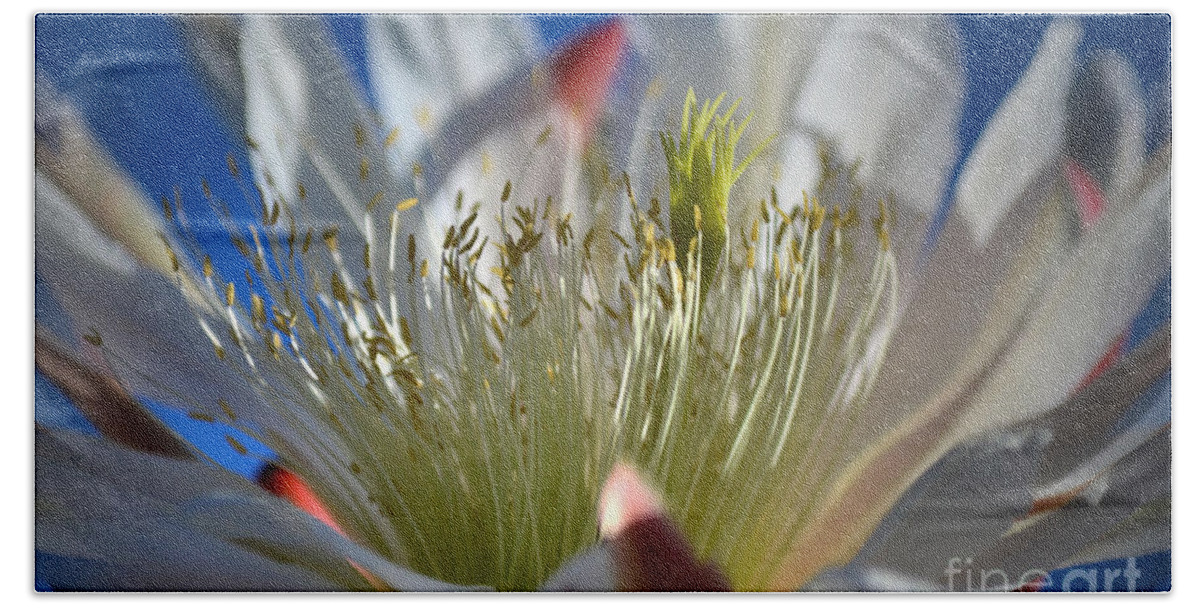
[955,18,1081,243]
[241,15,405,240]
[783,14,963,216]
[956,151,1169,436]
[241,15,309,201]
[862,183,1075,446]
[35,172,275,434]
[719,15,833,226]
[767,149,1166,589]
[366,14,537,177]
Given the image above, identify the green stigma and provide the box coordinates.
[660,88,774,296]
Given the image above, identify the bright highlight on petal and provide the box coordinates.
[598,461,664,539]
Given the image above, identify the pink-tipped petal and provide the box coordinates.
[550,19,627,135]
[256,464,391,589]
[598,461,664,539]
[1065,158,1108,229]
[1075,330,1128,393]
[257,463,345,536]
[598,462,731,591]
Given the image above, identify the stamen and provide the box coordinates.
[160,90,901,591]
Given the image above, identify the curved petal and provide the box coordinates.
[37,426,473,591]
[1065,49,1149,213]
[767,145,1168,590]
[854,16,1159,456]
[186,495,486,591]
[858,174,1076,447]
[954,149,1169,436]
[955,18,1080,244]
[781,14,964,221]
[779,14,1015,463]
[36,427,338,591]
[807,341,1169,591]
[365,14,538,177]
[35,169,274,419]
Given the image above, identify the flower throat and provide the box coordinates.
[149,90,899,590]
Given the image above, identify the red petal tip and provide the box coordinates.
[256,463,345,535]
[550,18,627,133]
[598,461,665,539]
[1064,158,1107,229]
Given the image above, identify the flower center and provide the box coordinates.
[163,92,898,590]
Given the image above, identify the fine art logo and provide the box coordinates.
[945,557,1144,592]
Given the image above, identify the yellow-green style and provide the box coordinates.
[660,88,774,296]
